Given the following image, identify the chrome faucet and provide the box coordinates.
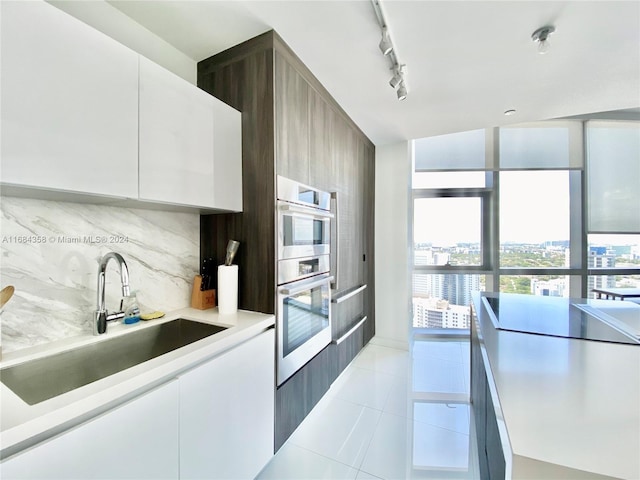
[94,252,130,335]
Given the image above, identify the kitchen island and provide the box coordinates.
[471,292,640,480]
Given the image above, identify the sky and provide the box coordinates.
[414,171,570,246]
[414,171,640,249]
[498,171,570,244]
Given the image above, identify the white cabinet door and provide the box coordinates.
[0,1,138,199]
[179,329,275,479]
[212,98,243,212]
[139,56,242,210]
[139,57,215,208]
[0,381,179,480]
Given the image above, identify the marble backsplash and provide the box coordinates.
[0,197,199,353]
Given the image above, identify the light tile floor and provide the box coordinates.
[257,338,480,480]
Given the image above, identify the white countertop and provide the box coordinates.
[0,308,274,459]
[473,292,640,480]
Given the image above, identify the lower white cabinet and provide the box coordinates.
[0,330,274,480]
[0,380,179,480]
[179,329,275,479]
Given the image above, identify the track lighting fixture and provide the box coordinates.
[372,0,409,101]
[531,25,556,54]
[389,72,402,89]
[396,82,408,101]
[379,28,393,56]
[389,65,405,89]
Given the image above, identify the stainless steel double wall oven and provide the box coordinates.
[276,176,334,386]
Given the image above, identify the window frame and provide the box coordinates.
[411,119,640,331]
[412,186,494,274]
[494,169,585,297]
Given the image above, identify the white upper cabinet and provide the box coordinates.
[0,1,139,199]
[139,57,216,208]
[139,57,242,210]
[1,1,241,211]
[212,95,243,212]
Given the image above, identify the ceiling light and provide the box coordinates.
[504,109,517,116]
[397,82,408,101]
[389,64,405,89]
[531,25,556,54]
[389,71,402,89]
[372,0,408,100]
[379,28,393,56]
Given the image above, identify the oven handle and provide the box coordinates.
[279,275,335,296]
[331,191,339,290]
[278,203,334,219]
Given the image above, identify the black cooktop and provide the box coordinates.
[483,295,639,346]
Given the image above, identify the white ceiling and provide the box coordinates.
[107,0,640,145]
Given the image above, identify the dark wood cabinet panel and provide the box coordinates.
[198,30,376,451]
[308,87,335,193]
[485,382,506,480]
[275,345,332,450]
[363,142,375,344]
[335,322,364,381]
[275,51,309,184]
[332,292,365,339]
[331,284,368,381]
[471,307,505,480]
[353,136,365,287]
[471,317,489,479]
[332,119,363,293]
[198,45,276,314]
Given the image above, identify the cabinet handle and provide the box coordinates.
[331,284,367,304]
[278,202,334,219]
[331,191,339,291]
[332,316,367,345]
[279,275,334,296]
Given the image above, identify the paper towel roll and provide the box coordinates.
[217,265,238,314]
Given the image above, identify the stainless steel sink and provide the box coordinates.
[0,318,227,405]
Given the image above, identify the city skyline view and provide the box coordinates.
[411,119,639,331]
[413,240,640,329]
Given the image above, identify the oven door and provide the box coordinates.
[277,273,333,386]
[278,201,333,260]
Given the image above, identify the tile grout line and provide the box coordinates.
[352,348,414,477]
[285,442,361,472]
[353,387,387,475]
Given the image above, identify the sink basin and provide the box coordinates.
[0,318,227,405]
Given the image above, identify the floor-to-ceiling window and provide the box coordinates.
[411,116,640,334]
[412,129,494,334]
[586,120,640,293]
[412,176,490,332]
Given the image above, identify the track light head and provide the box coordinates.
[379,28,393,56]
[397,82,408,101]
[389,64,406,89]
[389,72,402,89]
[531,25,556,54]
[371,2,408,100]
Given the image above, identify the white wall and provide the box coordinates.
[374,141,412,350]
[47,0,196,84]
